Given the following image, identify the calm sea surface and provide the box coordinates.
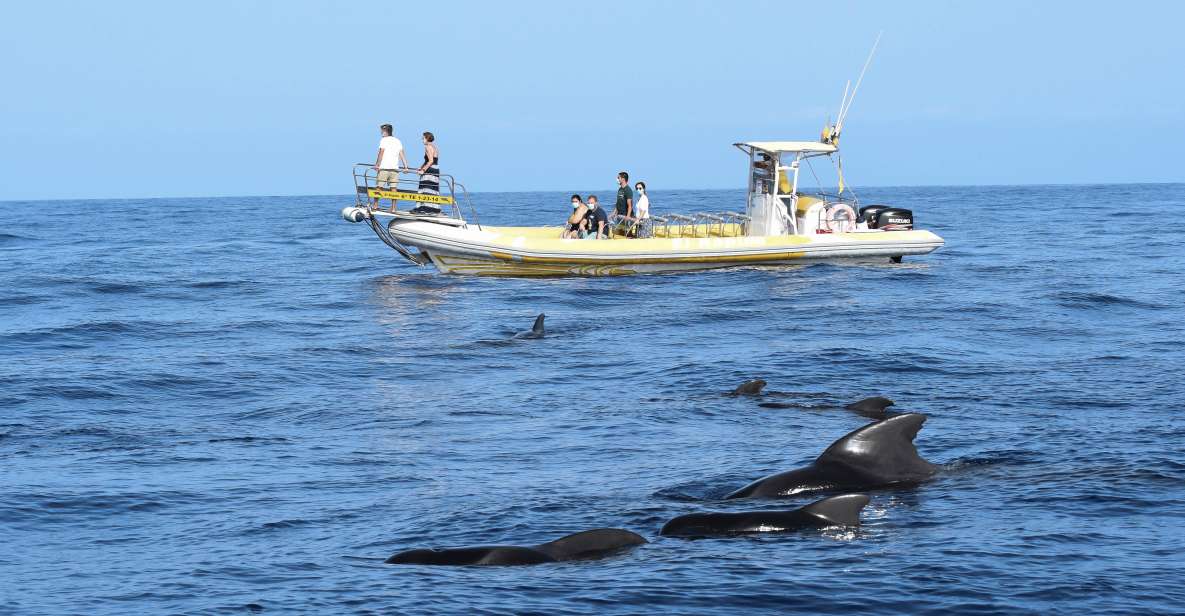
[2,184,1184,615]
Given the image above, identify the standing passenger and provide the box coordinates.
[633,181,651,238]
[373,124,408,210]
[633,181,650,220]
[417,132,440,196]
[613,171,634,237]
[410,131,442,215]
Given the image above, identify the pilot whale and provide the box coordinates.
[660,493,871,537]
[385,528,646,566]
[729,379,767,396]
[513,314,546,339]
[726,413,938,499]
[845,396,895,419]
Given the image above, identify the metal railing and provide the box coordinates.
[638,211,749,239]
[352,164,481,229]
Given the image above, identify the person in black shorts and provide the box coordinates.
[563,194,588,239]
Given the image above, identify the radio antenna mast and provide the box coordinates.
[836,31,882,134]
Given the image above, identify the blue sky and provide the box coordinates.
[2,0,1183,200]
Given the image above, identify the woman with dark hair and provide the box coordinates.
[633,181,649,220]
[563,194,588,239]
[416,132,440,196]
[632,180,651,237]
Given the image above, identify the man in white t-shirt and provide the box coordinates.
[372,123,408,209]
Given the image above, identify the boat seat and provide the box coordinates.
[721,211,750,236]
[666,214,696,237]
[694,212,727,237]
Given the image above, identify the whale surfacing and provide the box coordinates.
[729,379,767,396]
[660,493,871,537]
[845,396,895,418]
[726,413,938,499]
[385,528,646,566]
[513,313,546,339]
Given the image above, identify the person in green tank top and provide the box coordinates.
[612,171,634,237]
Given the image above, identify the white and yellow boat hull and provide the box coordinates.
[387,220,944,276]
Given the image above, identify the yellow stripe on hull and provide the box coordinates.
[391,222,944,276]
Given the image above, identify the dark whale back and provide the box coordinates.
[725,413,937,498]
[386,528,645,566]
[844,396,895,418]
[385,546,554,566]
[815,413,938,483]
[730,379,767,396]
[660,494,871,537]
[534,528,647,561]
[799,493,871,526]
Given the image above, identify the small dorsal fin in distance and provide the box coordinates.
[815,413,938,482]
[533,528,647,561]
[800,493,871,526]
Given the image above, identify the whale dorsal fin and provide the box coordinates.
[815,413,937,482]
[800,493,871,526]
[844,396,894,413]
[534,528,646,561]
[531,313,546,335]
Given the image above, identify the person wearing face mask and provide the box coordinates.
[584,195,609,239]
[633,181,650,220]
[563,194,588,239]
[632,181,651,238]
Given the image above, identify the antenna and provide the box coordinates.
[836,31,882,133]
[837,80,851,123]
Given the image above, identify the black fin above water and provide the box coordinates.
[816,413,938,482]
[800,493,871,526]
[844,396,895,418]
[724,413,938,499]
[659,493,871,537]
[534,528,647,561]
[531,313,546,335]
[730,379,767,396]
[386,528,645,566]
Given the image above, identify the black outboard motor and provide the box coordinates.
[876,208,914,231]
[859,205,914,231]
[858,205,891,228]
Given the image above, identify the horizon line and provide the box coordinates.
[1,180,1183,204]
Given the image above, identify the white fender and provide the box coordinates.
[341,207,369,223]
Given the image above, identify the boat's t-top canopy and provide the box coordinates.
[733,140,837,156]
[733,138,841,202]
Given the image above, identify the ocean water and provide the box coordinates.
[2,184,1184,615]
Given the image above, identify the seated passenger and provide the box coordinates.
[585,195,609,239]
[563,194,588,238]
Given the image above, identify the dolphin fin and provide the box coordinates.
[815,413,938,482]
[531,313,546,335]
[800,493,871,526]
[534,528,646,561]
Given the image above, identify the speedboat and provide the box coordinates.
[342,38,943,276]
[340,137,944,276]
